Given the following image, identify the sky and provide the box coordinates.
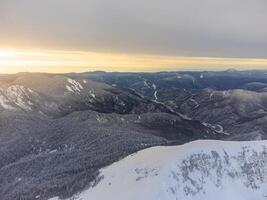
[0,0,267,73]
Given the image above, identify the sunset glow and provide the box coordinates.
[1,49,267,74]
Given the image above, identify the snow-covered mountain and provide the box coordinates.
[0,73,181,116]
[180,88,267,140]
[50,140,267,200]
[1,71,267,200]
[83,71,267,140]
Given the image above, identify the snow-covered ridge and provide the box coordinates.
[51,140,267,200]
[0,85,39,111]
[66,78,83,94]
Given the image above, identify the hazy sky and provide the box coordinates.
[0,0,267,72]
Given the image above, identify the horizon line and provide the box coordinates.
[1,48,267,73]
[1,68,267,75]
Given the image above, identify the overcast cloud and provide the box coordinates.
[1,0,267,58]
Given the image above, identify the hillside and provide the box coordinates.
[50,140,267,200]
[1,71,267,200]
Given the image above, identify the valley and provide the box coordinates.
[0,70,267,199]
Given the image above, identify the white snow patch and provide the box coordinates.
[154,91,158,101]
[4,85,38,111]
[66,78,83,94]
[66,85,74,93]
[96,115,108,123]
[214,124,230,135]
[143,80,150,88]
[209,92,214,100]
[202,122,230,135]
[16,177,22,182]
[50,140,267,200]
[49,149,57,154]
[222,90,230,98]
[0,93,15,110]
[89,90,96,98]
[178,113,192,120]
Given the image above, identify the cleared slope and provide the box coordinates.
[51,140,267,200]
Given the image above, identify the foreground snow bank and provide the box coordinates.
[51,140,267,200]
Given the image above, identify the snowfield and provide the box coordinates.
[50,140,267,200]
[0,85,39,111]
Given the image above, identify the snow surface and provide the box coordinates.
[49,140,267,200]
[143,80,150,88]
[0,91,15,110]
[0,85,39,111]
[6,85,33,110]
[89,90,96,98]
[66,78,83,93]
[154,91,158,101]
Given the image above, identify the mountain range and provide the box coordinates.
[0,70,267,200]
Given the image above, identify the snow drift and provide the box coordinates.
[50,140,267,200]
